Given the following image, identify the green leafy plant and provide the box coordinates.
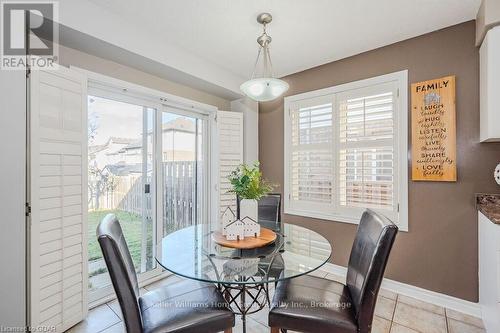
[227,162,273,200]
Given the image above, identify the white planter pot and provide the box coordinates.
[240,199,258,222]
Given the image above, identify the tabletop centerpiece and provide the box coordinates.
[213,162,276,247]
[228,162,273,223]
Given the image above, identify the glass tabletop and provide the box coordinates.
[155,222,332,285]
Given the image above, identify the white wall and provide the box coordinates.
[230,98,259,164]
[0,70,27,327]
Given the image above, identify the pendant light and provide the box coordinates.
[240,13,289,102]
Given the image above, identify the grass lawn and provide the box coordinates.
[88,210,153,273]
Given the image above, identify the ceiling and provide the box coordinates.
[88,0,480,81]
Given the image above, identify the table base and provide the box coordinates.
[220,280,270,333]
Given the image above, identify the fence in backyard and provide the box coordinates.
[90,161,197,233]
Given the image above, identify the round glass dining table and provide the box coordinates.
[156,221,332,333]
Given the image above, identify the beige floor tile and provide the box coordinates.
[234,317,269,333]
[447,318,486,333]
[100,322,125,333]
[374,296,396,320]
[379,288,398,300]
[247,305,270,326]
[143,275,183,291]
[66,304,120,333]
[324,273,346,283]
[398,295,445,315]
[393,302,447,333]
[308,269,328,278]
[106,300,122,319]
[445,308,484,328]
[390,322,420,333]
[372,316,392,333]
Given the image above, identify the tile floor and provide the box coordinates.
[67,270,485,333]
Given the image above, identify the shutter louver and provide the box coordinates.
[217,111,243,215]
[30,68,88,332]
[338,84,396,211]
[289,99,333,213]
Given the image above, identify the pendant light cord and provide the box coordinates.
[251,22,275,79]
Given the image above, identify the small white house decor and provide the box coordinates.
[221,206,237,236]
[228,162,273,224]
[495,163,500,185]
[224,216,261,241]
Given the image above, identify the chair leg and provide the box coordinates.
[270,327,280,333]
[265,284,271,307]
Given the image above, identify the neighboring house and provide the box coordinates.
[89,136,138,168]
[89,118,198,171]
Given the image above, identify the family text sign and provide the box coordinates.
[411,76,456,181]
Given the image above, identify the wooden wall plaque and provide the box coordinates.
[411,76,457,181]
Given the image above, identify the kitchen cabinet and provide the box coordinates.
[480,26,500,142]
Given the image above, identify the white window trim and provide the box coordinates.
[284,70,408,232]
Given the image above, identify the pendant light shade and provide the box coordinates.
[240,13,289,102]
[240,77,289,102]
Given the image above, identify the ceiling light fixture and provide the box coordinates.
[240,13,289,102]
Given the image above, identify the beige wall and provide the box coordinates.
[259,21,500,302]
[58,44,231,110]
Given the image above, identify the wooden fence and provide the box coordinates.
[92,161,197,233]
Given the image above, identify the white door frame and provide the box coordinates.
[75,67,218,306]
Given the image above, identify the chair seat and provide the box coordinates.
[269,275,357,333]
[139,279,234,333]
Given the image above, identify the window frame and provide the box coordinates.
[284,70,408,231]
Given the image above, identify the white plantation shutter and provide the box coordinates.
[287,96,333,216]
[30,67,88,331]
[217,111,243,215]
[284,71,408,229]
[337,82,398,216]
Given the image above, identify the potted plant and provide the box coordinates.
[228,162,273,222]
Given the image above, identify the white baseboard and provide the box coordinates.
[321,263,482,319]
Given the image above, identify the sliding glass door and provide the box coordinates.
[87,93,157,302]
[160,108,207,236]
[86,85,211,304]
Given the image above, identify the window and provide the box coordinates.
[284,71,408,231]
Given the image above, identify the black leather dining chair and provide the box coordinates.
[97,214,235,333]
[258,193,281,225]
[268,209,398,333]
[236,193,282,230]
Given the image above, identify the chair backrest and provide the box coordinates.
[236,194,282,221]
[258,193,281,223]
[97,214,143,333]
[346,209,398,333]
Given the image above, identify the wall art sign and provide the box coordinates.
[411,75,457,181]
